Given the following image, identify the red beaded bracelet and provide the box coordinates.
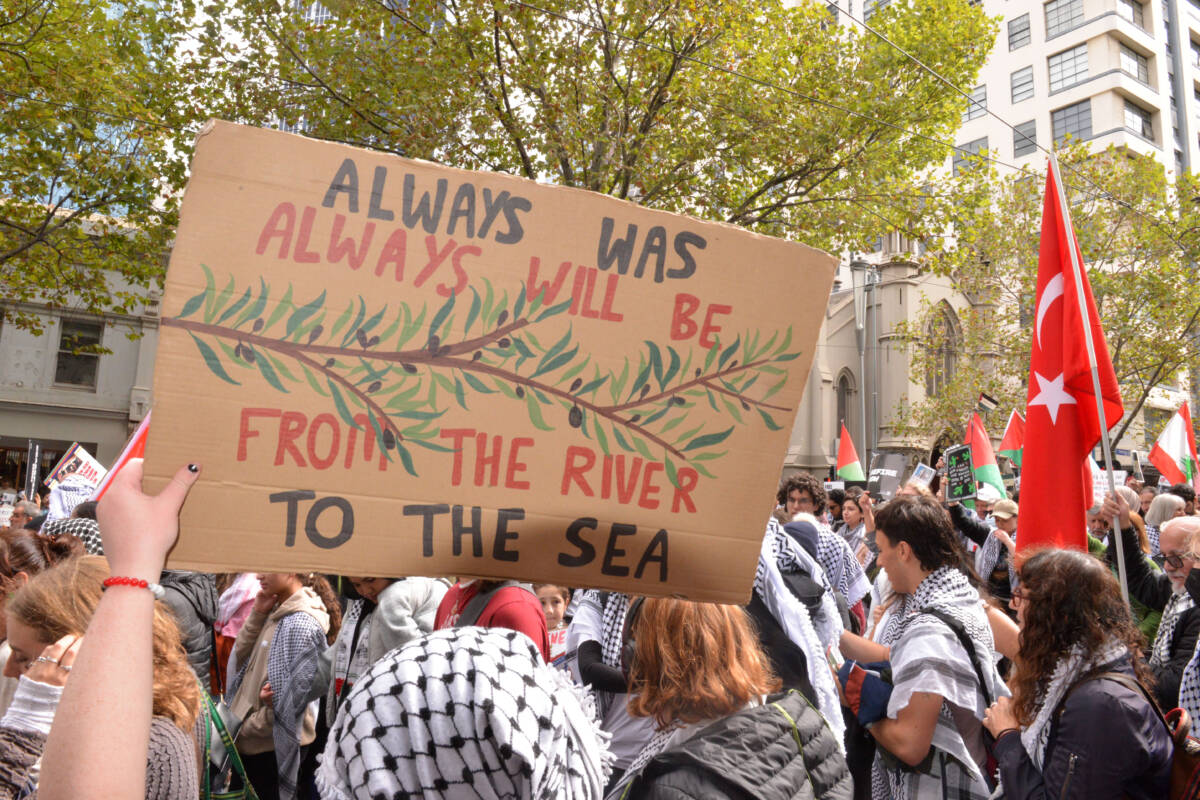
[102,576,165,599]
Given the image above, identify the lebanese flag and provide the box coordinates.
[998,410,1025,468]
[1016,164,1123,552]
[1148,404,1198,487]
[90,412,151,502]
[837,423,866,481]
[964,413,1006,499]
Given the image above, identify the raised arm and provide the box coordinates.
[39,459,199,800]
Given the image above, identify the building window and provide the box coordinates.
[1120,44,1149,82]
[836,374,853,431]
[54,319,103,389]
[295,0,331,22]
[864,0,891,21]
[962,85,987,122]
[1045,0,1084,37]
[1014,120,1038,156]
[1011,66,1035,102]
[1052,99,1093,144]
[1117,0,1145,28]
[1192,39,1200,69]
[1124,101,1153,139]
[1008,14,1031,49]
[1048,44,1088,91]
[952,137,988,174]
[925,306,959,398]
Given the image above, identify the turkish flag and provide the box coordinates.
[1016,165,1123,552]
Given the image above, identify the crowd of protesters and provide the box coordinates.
[0,461,1197,799]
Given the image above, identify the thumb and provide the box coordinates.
[155,462,201,514]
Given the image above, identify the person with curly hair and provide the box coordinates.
[983,548,1172,799]
[612,597,851,800]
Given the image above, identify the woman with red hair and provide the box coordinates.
[610,597,851,800]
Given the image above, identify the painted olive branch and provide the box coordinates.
[605,359,779,413]
[169,268,803,477]
[165,316,688,458]
[437,355,686,459]
[277,344,405,445]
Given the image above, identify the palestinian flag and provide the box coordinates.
[837,422,866,481]
[965,412,1006,499]
[1149,404,1198,487]
[998,410,1025,468]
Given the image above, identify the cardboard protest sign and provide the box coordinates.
[866,452,907,500]
[44,443,107,490]
[145,121,837,603]
[944,445,976,502]
[823,480,845,493]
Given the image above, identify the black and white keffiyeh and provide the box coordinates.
[884,566,1009,800]
[1017,640,1127,771]
[754,517,845,744]
[40,517,103,556]
[1151,590,1194,667]
[573,590,630,718]
[816,521,871,607]
[1179,637,1200,722]
[316,627,611,800]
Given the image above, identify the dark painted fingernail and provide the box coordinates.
[187,464,199,473]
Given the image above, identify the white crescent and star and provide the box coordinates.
[1035,273,1064,349]
[1028,370,1076,424]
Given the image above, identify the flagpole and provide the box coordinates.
[1048,155,1129,605]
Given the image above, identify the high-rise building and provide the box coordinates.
[953,0,1195,176]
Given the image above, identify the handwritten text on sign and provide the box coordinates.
[147,121,836,602]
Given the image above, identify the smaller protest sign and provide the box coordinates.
[944,445,976,502]
[866,452,907,500]
[0,505,11,528]
[823,480,845,493]
[44,444,107,490]
[908,463,935,488]
[1087,456,1125,506]
[1132,451,1145,482]
[23,440,40,502]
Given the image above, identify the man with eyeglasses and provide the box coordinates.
[1101,491,1200,712]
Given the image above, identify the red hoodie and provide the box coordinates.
[435,581,551,661]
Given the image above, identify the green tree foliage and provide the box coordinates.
[894,145,1200,451]
[0,0,196,334]
[188,0,994,251]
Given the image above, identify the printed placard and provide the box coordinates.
[944,445,977,503]
[145,121,836,603]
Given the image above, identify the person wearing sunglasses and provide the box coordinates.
[1100,490,1200,713]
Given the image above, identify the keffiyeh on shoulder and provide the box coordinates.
[754,517,845,745]
[816,522,871,606]
[884,566,1009,800]
[317,627,612,800]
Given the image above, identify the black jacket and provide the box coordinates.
[159,570,219,683]
[1107,523,1200,710]
[619,691,852,800]
[948,504,1012,602]
[993,656,1172,800]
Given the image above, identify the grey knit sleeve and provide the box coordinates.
[145,716,200,800]
[0,726,43,799]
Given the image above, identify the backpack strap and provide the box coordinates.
[918,606,994,706]
[455,581,533,628]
